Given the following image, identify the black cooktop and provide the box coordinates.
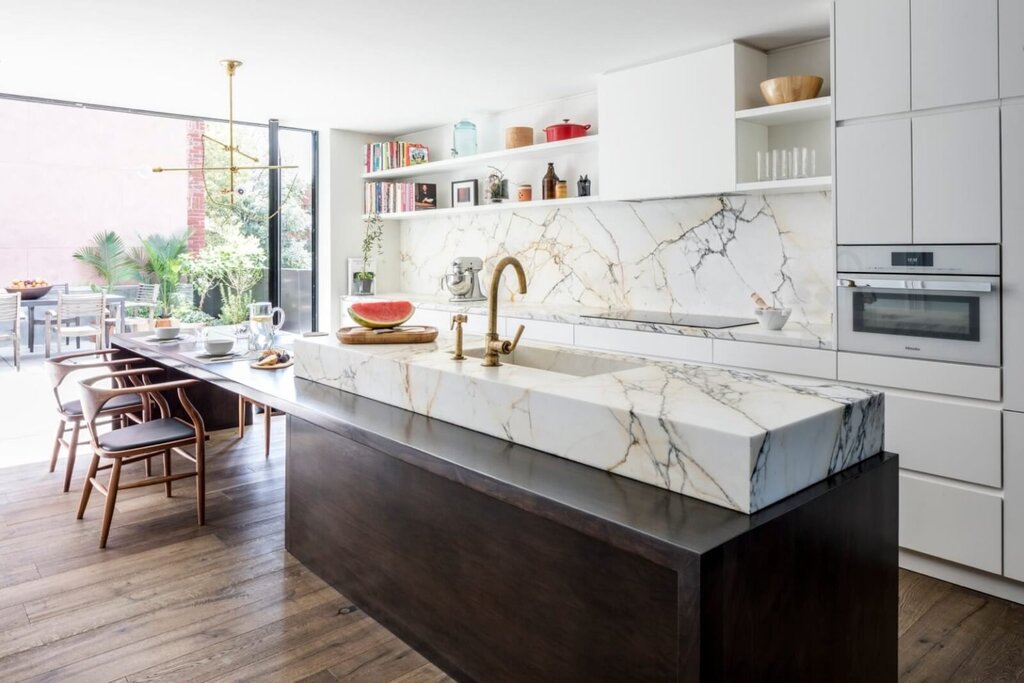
[581,310,758,329]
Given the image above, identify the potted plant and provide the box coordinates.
[131,230,190,326]
[72,230,135,292]
[181,224,265,324]
[353,213,384,296]
[486,166,508,203]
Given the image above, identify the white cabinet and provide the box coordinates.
[599,43,757,200]
[836,120,912,244]
[1002,0,1024,98]
[899,472,1002,574]
[711,340,836,379]
[1005,104,1024,413]
[912,108,1001,244]
[834,0,910,120]
[507,317,573,346]
[1005,411,1024,582]
[911,0,999,110]
[837,352,1001,401]
[886,394,1002,487]
[574,326,713,364]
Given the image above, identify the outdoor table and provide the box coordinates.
[20,291,125,352]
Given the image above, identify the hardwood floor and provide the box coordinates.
[0,420,1021,681]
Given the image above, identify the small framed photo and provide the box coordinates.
[451,179,478,208]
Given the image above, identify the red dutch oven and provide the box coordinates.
[543,119,591,142]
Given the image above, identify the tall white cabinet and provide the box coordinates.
[1000,0,1024,98]
[834,0,910,120]
[911,0,999,110]
[836,120,912,244]
[1005,103,1024,413]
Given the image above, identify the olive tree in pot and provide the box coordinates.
[353,213,384,296]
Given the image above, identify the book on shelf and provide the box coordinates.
[363,141,429,173]
[364,182,437,214]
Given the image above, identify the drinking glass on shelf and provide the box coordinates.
[779,149,790,180]
[756,150,769,181]
[770,149,780,181]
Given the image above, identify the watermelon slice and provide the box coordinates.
[349,300,415,329]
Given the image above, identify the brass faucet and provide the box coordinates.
[482,256,527,367]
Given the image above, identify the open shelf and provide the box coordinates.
[365,195,602,221]
[734,176,832,194]
[362,135,599,180]
[735,97,831,126]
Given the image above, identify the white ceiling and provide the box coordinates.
[0,0,829,134]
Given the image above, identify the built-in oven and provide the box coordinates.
[837,245,1001,366]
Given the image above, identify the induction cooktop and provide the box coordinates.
[580,310,758,329]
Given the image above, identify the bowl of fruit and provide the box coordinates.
[7,279,53,300]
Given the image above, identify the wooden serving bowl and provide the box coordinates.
[760,75,824,105]
[6,285,52,300]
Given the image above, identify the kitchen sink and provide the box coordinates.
[463,344,645,377]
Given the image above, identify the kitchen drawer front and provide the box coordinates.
[712,340,836,379]
[886,394,1001,487]
[408,308,456,330]
[507,317,573,346]
[574,326,713,364]
[838,352,1001,401]
[899,472,1002,574]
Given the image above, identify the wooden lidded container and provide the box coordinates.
[505,126,534,149]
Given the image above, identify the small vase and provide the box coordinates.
[352,277,375,296]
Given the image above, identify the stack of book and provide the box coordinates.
[364,182,436,214]
[363,142,429,173]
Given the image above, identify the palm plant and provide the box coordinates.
[136,230,191,316]
[72,231,135,292]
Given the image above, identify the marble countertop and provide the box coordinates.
[295,332,881,514]
[343,292,834,349]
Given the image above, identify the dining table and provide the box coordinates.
[20,290,125,352]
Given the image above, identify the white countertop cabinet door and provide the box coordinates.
[834,0,910,120]
[836,119,913,244]
[912,107,1001,244]
[1002,0,1024,98]
[911,0,999,110]
[1005,410,1024,582]
[598,44,739,201]
[1005,104,1024,413]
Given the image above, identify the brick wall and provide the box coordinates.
[186,120,206,252]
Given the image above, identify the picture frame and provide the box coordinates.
[451,179,478,208]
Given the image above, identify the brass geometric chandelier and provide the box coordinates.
[152,59,296,205]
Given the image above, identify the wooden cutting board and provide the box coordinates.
[337,326,439,344]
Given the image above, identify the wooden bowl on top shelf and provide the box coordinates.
[759,75,824,105]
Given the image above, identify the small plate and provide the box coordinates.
[144,335,184,343]
[194,350,244,359]
[250,359,294,370]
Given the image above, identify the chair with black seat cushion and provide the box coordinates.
[77,369,207,548]
[45,349,148,492]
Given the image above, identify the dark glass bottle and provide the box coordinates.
[542,163,559,200]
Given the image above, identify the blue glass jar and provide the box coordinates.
[452,120,477,157]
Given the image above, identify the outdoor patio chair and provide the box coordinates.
[77,368,207,548]
[46,349,149,492]
[123,283,160,330]
[43,292,105,358]
[0,291,22,371]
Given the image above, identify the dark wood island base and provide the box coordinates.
[286,415,897,683]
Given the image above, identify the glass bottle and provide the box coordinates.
[542,163,559,200]
[452,120,477,157]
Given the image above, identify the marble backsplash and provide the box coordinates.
[400,192,834,325]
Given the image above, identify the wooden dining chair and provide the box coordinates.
[43,292,106,358]
[238,396,275,458]
[46,349,148,492]
[0,291,22,371]
[77,368,207,548]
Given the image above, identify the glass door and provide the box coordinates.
[274,127,317,332]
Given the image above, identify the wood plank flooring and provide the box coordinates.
[0,419,1022,681]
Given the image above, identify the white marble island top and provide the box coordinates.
[295,333,882,514]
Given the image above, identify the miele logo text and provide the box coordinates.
[905,346,921,351]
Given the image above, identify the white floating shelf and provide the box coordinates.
[735,97,831,126]
[362,135,599,180]
[365,196,602,221]
[734,176,832,194]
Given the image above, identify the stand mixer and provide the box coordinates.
[442,257,487,302]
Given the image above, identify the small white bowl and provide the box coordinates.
[204,337,235,355]
[154,326,181,340]
[754,307,792,331]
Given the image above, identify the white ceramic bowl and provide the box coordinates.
[754,307,792,331]
[204,337,235,355]
[154,326,181,340]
